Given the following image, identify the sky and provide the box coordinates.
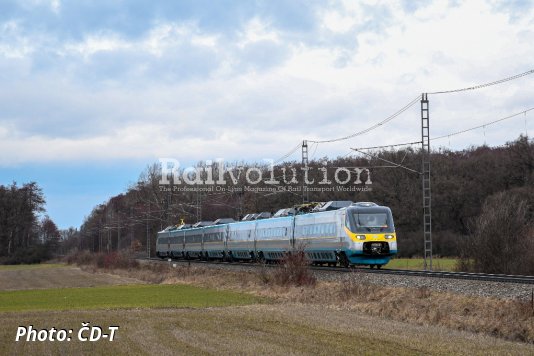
[0,0,533,228]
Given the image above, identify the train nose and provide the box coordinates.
[363,242,389,255]
[371,243,382,254]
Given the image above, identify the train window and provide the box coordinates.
[297,223,336,237]
[355,213,389,229]
[256,227,287,239]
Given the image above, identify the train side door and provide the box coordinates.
[290,215,296,249]
[224,225,229,255]
[201,229,205,253]
[252,223,256,254]
[339,211,345,244]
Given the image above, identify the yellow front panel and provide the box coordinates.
[344,227,396,243]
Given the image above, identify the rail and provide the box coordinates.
[140,258,534,285]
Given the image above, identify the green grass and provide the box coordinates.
[0,263,66,271]
[0,284,261,312]
[386,258,458,271]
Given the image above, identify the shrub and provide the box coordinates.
[271,249,316,287]
[65,249,95,265]
[65,250,138,269]
[0,244,52,265]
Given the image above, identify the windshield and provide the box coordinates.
[352,212,391,232]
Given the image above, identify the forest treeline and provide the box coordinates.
[72,135,533,269]
[0,182,60,264]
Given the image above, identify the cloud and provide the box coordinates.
[0,0,533,167]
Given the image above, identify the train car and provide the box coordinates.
[183,227,204,259]
[226,220,256,260]
[294,209,344,265]
[340,202,397,268]
[156,227,183,258]
[169,229,184,258]
[254,216,293,261]
[202,224,226,259]
[157,201,397,268]
[156,234,170,258]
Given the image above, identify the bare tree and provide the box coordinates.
[460,189,534,274]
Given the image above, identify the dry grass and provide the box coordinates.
[1,305,533,355]
[1,263,534,354]
[267,272,534,344]
[67,254,534,344]
[0,265,143,291]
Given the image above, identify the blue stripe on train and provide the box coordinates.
[345,249,397,265]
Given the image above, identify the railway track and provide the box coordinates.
[141,257,534,285]
[353,268,534,284]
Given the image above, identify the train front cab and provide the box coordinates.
[342,204,397,268]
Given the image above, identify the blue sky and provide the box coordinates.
[1,0,533,228]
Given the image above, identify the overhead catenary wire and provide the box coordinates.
[428,69,534,95]
[351,140,422,151]
[310,142,319,159]
[275,70,533,162]
[431,107,534,141]
[96,71,534,236]
[273,141,302,164]
[351,148,421,174]
[308,95,421,144]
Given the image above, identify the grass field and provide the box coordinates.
[0,263,66,271]
[386,258,458,271]
[2,305,533,355]
[1,263,533,355]
[0,265,143,291]
[0,284,261,312]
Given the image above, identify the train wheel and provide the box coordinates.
[376,264,382,269]
[337,252,350,268]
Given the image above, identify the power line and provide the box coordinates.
[309,142,319,159]
[273,142,302,164]
[428,69,534,95]
[308,95,421,144]
[431,107,534,141]
[351,148,421,174]
[352,140,422,151]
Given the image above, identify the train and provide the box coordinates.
[156,201,397,268]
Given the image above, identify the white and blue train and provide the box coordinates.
[156,202,397,268]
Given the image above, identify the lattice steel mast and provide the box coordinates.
[421,93,432,270]
[301,140,309,203]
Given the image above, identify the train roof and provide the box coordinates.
[158,201,389,234]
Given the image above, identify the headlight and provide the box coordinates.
[357,235,366,240]
[385,234,394,239]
